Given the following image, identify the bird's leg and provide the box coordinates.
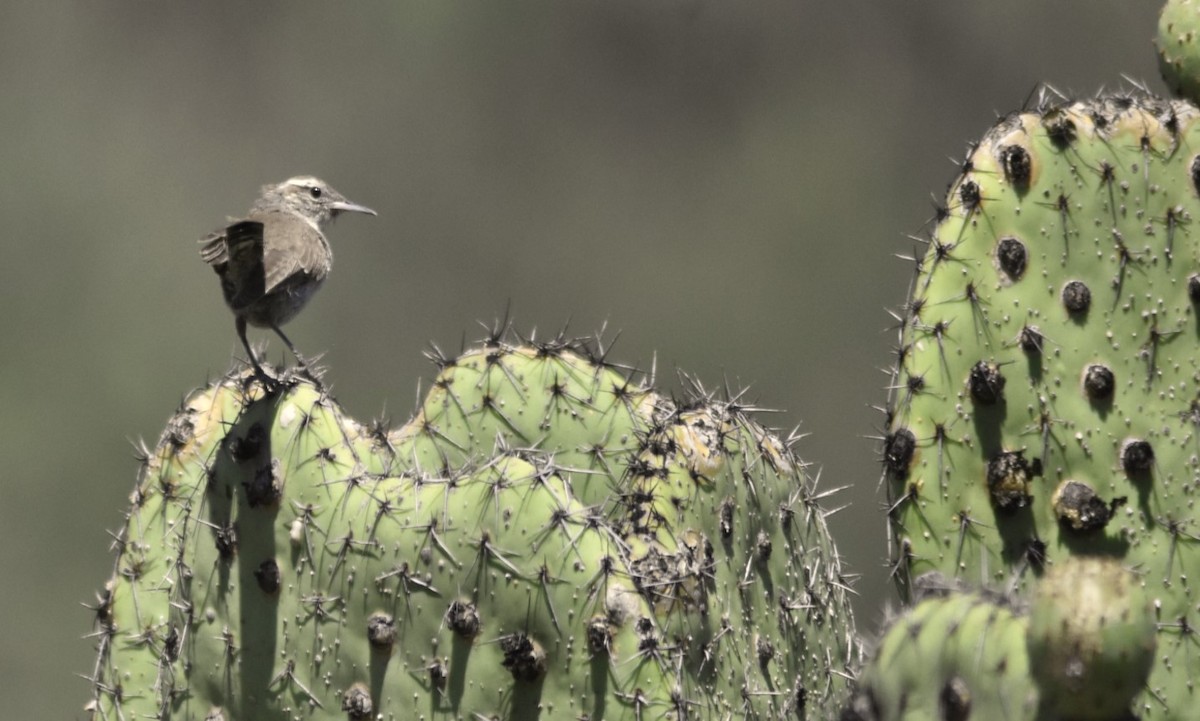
[237,316,277,389]
[270,322,325,390]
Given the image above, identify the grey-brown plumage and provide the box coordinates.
[199,176,375,382]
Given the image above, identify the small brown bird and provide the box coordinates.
[199,176,376,383]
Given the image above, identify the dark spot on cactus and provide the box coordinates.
[163,624,180,661]
[926,239,955,268]
[1121,439,1155,475]
[1043,110,1076,148]
[243,460,281,508]
[445,599,481,639]
[341,683,373,719]
[213,523,237,561]
[428,659,448,691]
[958,179,981,213]
[756,636,775,667]
[586,616,612,655]
[755,531,772,562]
[996,237,1027,280]
[1000,145,1032,188]
[638,631,661,657]
[1018,325,1043,354]
[609,378,639,405]
[1179,399,1200,428]
[940,676,971,721]
[778,502,796,534]
[90,585,114,625]
[931,200,950,225]
[158,473,181,502]
[1051,480,1123,532]
[366,613,396,649]
[367,418,394,455]
[986,451,1034,511]
[123,555,147,582]
[228,423,264,462]
[627,457,665,482]
[1025,538,1047,571]
[642,433,675,458]
[1188,273,1200,304]
[890,480,921,516]
[884,428,916,476]
[1062,280,1091,316]
[907,296,926,322]
[1164,106,1180,136]
[253,559,280,594]
[719,497,735,538]
[501,633,547,682]
[1082,364,1115,402]
[1190,155,1200,197]
[668,689,696,719]
[164,414,196,453]
[793,681,807,717]
[968,361,1005,405]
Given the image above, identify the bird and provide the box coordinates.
[199,176,376,385]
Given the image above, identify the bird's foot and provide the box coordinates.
[290,351,329,393]
[237,360,291,398]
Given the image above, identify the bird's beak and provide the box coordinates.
[330,200,377,216]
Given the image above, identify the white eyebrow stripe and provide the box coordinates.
[283,175,322,189]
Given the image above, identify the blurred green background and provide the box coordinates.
[0,2,1163,717]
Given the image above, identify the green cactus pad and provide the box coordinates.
[846,590,1036,721]
[1027,557,1156,721]
[844,558,1152,721]
[883,94,1200,719]
[86,337,860,720]
[1159,0,1200,103]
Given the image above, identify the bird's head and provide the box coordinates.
[255,176,376,225]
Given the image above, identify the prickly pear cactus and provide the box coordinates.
[843,558,1155,721]
[882,93,1200,719]
[86,336,860,720]
[1159,0,1200,103]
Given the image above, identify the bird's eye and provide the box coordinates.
[310,186,323,199]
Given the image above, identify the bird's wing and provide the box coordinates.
[220,220,268,311]
[257,211,329,295]
[198,227,230,267]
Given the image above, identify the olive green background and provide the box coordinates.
[0,2,1162,717]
